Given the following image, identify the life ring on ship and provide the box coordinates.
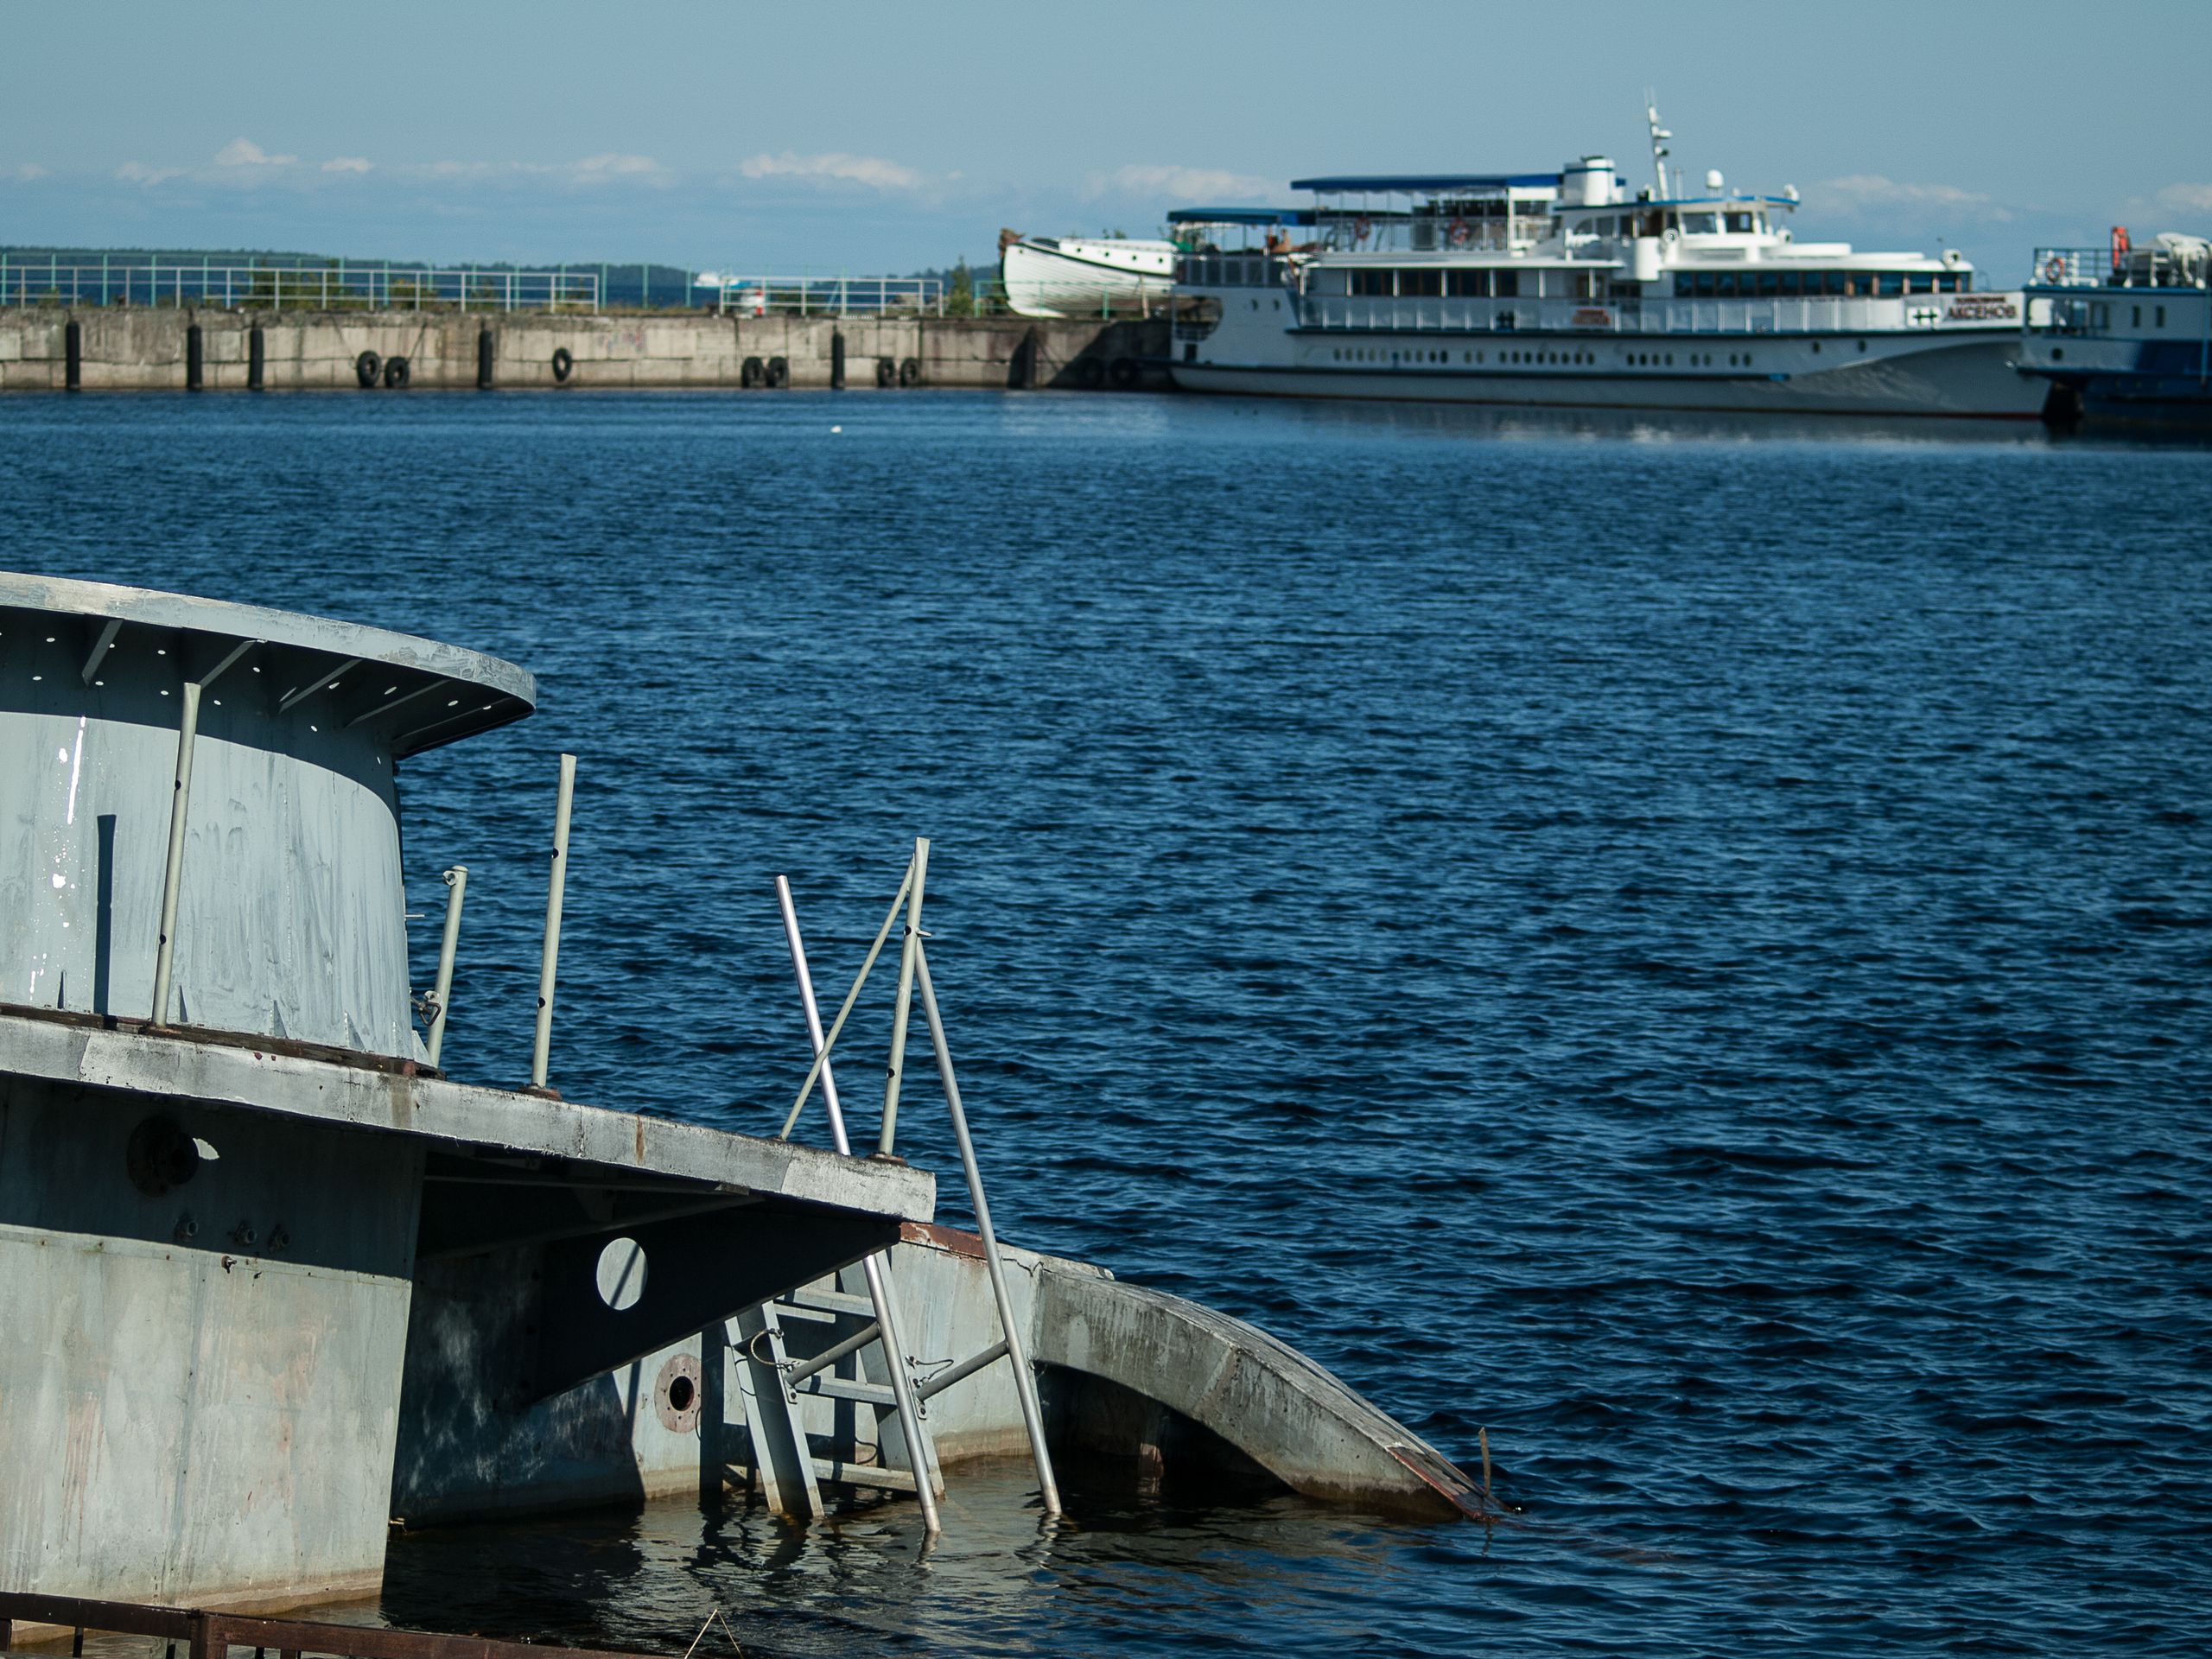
[354,350,381,389]
[2044,256,2066,283]
[550,346,574,383]
[1352,215,1374,245]
[382,355,410,389]
[1447,218,1471,248]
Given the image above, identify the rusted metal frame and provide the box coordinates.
[776,873,945,1518]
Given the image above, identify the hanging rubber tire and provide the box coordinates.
[1071,356,1104,390]
[354,350,382,389]
[550,346,575,384]
[765,356,789,389]
[1108,355,1141,390]
[741,356,766,389]
[898,356,921,387]
[383,355,410,389]
[875,357,896,388]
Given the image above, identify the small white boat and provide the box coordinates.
[999,229,1176,318]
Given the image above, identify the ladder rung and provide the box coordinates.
[784,1284,875,1319]
[794,1374,896,1408]
[811,1454,916,1492]
[768,1300,838,1324]
[785,1320,883,1385]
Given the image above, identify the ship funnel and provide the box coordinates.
[1564,155,1616,206]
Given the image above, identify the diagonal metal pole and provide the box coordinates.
[878,837,930,1157]
[913,938,1063,1517]
[780,861,912,1141]
[776,876,944,1531]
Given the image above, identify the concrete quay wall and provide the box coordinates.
[0,308,1169,392]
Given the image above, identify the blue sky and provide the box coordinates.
[3,0,2209,281]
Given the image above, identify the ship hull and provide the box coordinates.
[1171,333,2044,418]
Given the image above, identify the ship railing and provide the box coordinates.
[1294,296,2018,335]
[0,258,600,312]
[697,274,949,316]
[2029,247,2119,287]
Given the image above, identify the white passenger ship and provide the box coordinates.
[1167,109,2042,418]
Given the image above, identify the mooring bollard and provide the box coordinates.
[530,755,576,1090]
[149,682,203,1026]
[425,866,468,1069]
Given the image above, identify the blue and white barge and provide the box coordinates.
[1167,108,2042,419]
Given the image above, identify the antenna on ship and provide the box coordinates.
[1646,93,1673,200]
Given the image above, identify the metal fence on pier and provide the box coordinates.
[0,258,599,312]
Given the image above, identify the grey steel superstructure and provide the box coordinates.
[2,574,1487,1620]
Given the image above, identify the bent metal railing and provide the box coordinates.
[0,260,600,313]
[0,1591,668,1659]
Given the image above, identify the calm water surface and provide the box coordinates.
[4,391,2208,1656]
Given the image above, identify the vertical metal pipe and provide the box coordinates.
[879,836,930,1155]
[424,865,468,1069]
[149,681,202,1026]
[776,876,944,1533]
[531,754,576,1090]
[912,942,1063,1516]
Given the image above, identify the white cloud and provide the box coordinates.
[213,138,297,169]
[322,156,374,175]
[5,162,48,182]
[1819,174,2010,220]
[565,152,668,187]
[737,150,927,192]
[1084,163,1277,203]
[115,161,182,186]
[2155,182,2212,213]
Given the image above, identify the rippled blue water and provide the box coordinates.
[5,391,2209,1656]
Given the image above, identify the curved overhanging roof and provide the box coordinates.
[0,570,535,757]
[1291,174,1561,194]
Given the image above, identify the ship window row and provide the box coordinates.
[1175,255,1296,287]
[1338,269,1605,300]
[1676,270,1969,299]
[1329,346,1602,367]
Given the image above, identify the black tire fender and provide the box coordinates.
[875,357,896,388]
[550,346,575,384]
[741,355,765,389]
[766,356,789,389]
[898,356,921,387]
[1071,356,1104,390]
[1108,355,1141,389]
[355,350,382,389]
[383,355,410,389]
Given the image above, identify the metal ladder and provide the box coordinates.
[731,842,1060,1534]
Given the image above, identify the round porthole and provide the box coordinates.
[596,1236,646,1311]
[655,1351,703,1433]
